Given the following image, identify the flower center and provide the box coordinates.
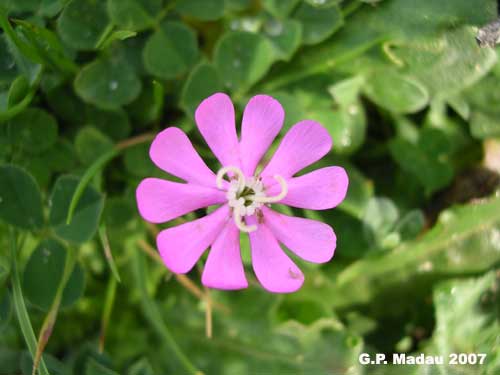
[216,166,288,233]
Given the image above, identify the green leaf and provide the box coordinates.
[181,62,223,117]
[363,70,429,114]
[393,209,425,242]
[74,55,142,110]
[0,164,43,230]
[8,108,58,154]
[214,31,275,92]
[130,244,199,374]
[38,0,65,17]
[107,0,162,32]
[264,19,302,61]
[123,143,156,178]
[397,27,497,97]
[362,197,400,249]
[0,35,18,86]
[23,239,84,311]
[262,0,300,19]
[57,0,109,51]
[103,197,134,229]
[0,290,12,332]
[0,253,9,290]
[1,0,39,13]
[389,128,454,194]
[95,28,137,50]
[329,75,365,107]
[40,139,77,173]
[49,175,104,244]
[9,231,50,375]
[470,111,500,139]
[6,75,29,108]
[143,21,198,80]
[426,272,500,374]
[126,80,164,126]
[86,358,120,375]
[75,126,114,165]
[176,0,225,21]
[329,196,500,308]
[86,106,131,141]
[127,358,155,375]
[327,103,366,155]
[13,19,78,73]
[464,75,500,139]
[0,9,42,66]
[292,2,343,45]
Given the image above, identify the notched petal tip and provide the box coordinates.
[201,277,249,291]
[194,91,240,168]
[135,178,163,224]
[194,92,232,121]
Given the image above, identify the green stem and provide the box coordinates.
[32,247,76,375]
[132,249,201,375]
[259,36,385,92]
[99,275,117,353]
[98,225,121,282]
[66,133,154,225]
[9,229,50,375]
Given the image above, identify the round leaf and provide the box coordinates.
[49,175,104,244]
[175,0,225,21]
[75,126,114,165]
[181,62,223,117]
[107,0,162,31]
[143,21,198,79]
[0,164,43,230]
[214,31,275,91]
[86,107,131,141]
[123,143,156,178]
[75,56,142,110]
[262,0,300,18]
[326,104,366,155]
[23,239,85,311]
[363,70,429,114]
[8,108,58,154]
[293,2,343,45]
[264,19,302,61]
[57,0,109,51]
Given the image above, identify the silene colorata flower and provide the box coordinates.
[136,93,348,293]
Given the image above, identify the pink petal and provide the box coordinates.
[157,205,230,274]
[261,120,332,178]
[261,207,336,263]
[149,127,217,187]
[195,93,241,168]
[240,95,284,176]
[136,178,226,223]
[268,166,348,210]
[202,221,248,290]
[247,216,304,293]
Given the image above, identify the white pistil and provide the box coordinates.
[233,205,257,233]
[216,166,246,192]
[216,166,288,233]
[248,175,288,203]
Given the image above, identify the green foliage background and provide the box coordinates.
[0,0,499,374]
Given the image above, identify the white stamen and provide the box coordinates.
[215,166,287,233]
[233,205,257,233]
[216,166,246,192]
[249,175,288,203]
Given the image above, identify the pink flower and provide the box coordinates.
[136,93,348,293]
